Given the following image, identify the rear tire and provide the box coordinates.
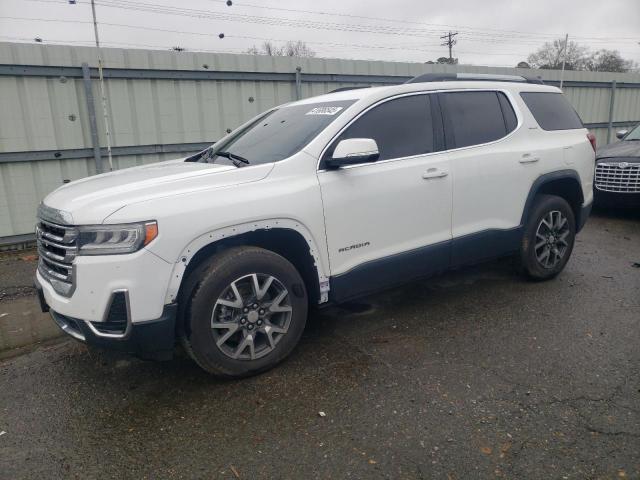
[519,194,576,280]
[181,247,308,378]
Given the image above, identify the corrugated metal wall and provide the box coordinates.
[1,42,640,240]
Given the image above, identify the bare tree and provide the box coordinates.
[527,40,636,72]
[283,40,315,57]
[527,39,590,70]
[586,49,636,73]
[246,41,315,58]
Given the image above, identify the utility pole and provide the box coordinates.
[90,0,114,171]
[440,31,458,63]
[559,33,569,90]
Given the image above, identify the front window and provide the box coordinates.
[322,94,436,166]
[197,100,356,166]
[623,124,640,141]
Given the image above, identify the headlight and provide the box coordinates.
[77,221,158,255]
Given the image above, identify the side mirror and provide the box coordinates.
[616,130,628,140]
[325,138,380,169]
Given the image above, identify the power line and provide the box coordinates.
[206,0,640,43]
[5,0,639,63]
[0,16,451,52]
[0,16,558,56]
[27,0,640,43]
[2,33,582,58]
[207,0,564,38]
[0,35,248,52]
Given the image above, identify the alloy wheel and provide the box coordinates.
[210,273,292,360]
[534,210,570,269]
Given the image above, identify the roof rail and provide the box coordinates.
[405,73,544,85]
[329,86,372,93]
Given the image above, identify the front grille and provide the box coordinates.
[595,161,640,193]
[36,218,78,297]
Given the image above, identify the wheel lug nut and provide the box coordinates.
[259,309,265,315]
[243,307,249,313]
[252,303,258,309]
[240,317,246,324]
[257,320,263,326]
[248,324,254,330]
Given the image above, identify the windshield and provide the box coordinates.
[198,100,356,166]
[623,124,640,140]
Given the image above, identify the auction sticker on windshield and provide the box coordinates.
[306,106,344,115]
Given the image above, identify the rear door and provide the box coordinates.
[439,89,537,264]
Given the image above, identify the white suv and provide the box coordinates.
[35,73,595,377]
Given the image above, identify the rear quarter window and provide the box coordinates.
[520,92,583,131]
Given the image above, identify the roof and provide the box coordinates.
[287,80,560,107]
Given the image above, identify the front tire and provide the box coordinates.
[181,247,308,378]
[519,194,576,280]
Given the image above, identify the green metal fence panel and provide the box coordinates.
[1,41,640,240]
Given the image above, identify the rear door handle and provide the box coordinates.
[422,168,448,179]
[519,153,540,164]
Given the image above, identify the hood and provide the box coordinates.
[42,158,273,224]
[596,140,640,160]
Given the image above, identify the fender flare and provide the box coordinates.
[163,218,330,305]
[519,169,584,226]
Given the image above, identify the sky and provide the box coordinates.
[1,0,639,68]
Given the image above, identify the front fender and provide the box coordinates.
[162,218,330,304]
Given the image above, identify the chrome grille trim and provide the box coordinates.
[50,310,86,342]
[595,161,640,193]
[36,212,78,297]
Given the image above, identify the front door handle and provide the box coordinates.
[519,154,540,164]
[422,168,448,179]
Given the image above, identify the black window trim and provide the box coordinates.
[437,88,522,152]
[317,91,446,172]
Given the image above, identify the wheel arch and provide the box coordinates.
[164,219,329,310]
[521,170,585,227]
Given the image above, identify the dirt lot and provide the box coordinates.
[0,208,639,479]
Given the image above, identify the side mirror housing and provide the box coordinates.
[616,130,628,140]
[325,138,380,169]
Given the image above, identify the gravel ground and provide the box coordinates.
[0,208,639,479]
[0,248,37,303]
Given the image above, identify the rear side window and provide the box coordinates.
[520,92,583,131]
[440,91,515,149]
[326,94,434,162]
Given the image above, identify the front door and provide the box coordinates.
[317,93,452,301]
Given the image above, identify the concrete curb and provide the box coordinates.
[0,295,63,354]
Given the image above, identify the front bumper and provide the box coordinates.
[594,190,640,208]
[36,248,173,323]
[35,277,177,360]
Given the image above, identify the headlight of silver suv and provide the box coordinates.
[77,221,158,255]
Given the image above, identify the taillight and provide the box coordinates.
[587,132,596,152]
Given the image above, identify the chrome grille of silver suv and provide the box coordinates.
[36,217,78,297]
[595,161,640,193]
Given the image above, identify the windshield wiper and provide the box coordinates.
[214,151,251,166]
